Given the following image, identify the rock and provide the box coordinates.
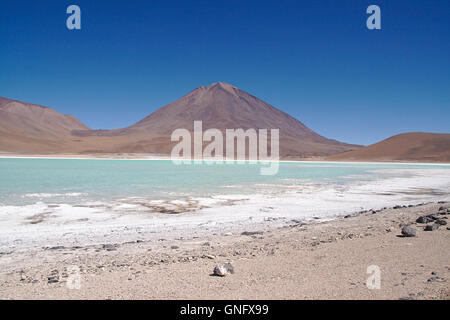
[49,246,66,250]
[213,263,234,277]
[438,206,445,211]
[47,276,59,284]
[213,266,227,277]
[435,219,447,225]
[416,216,434,224]
[427,214,439,220]
[424,224,439,231]
[102,244,116,251]
[170,245,179,249]
[241,231,264,236]
[401,226,417,237]
[427,276,444,283]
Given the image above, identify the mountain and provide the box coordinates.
[70,82,360,157]
[0,82,360,157]
[327,132,450,162]
[0,97,90,153]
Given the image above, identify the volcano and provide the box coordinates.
[0,82,360,157]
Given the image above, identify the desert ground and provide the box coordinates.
[0,202,448,300]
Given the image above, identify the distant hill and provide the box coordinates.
[327,132,450,163]
[0,97,89,153]
[0,82,360,157]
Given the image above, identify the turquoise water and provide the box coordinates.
[1,158,449,207]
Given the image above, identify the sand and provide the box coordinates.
[0,202,449,300]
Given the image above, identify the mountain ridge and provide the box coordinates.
[1,82,360,157]
[66,81,360,157]
[327,132,450,163]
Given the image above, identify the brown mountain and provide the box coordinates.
[328,132,450,163]
[0,82,360,157]
[70,82,360,157]
[0,97,90,153]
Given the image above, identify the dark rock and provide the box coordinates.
[424,224,439,231]
[427,214,439,220]
[427,276,444,283]
[47,276,59,284]
[170,245,179,249]
[102,244,116,251]
[416,216,434,224]
[435,219,447,225]
[241,231,264,236]
[401,226,417,237]
[49,246,66,250]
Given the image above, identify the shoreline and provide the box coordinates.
[0,201,448,299]
[1,167,449,254]
[1,153,450,165]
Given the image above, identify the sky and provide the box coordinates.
[0,0,449,145]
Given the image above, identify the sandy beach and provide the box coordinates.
[1,201,449,300]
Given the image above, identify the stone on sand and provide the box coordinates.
[401,226,417,237]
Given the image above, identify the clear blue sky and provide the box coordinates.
[1,0,449,145]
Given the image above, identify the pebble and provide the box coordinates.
[241,231,264,236]
[102,244,116,251]
[401,226,417,237]
[424,224,439,231]
[47,276,59,284]
[427,276,444,283]
[213,263,234,277]
[416,216,434,224]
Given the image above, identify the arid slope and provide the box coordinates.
[0,83,360,157]
[328,132,450,163]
